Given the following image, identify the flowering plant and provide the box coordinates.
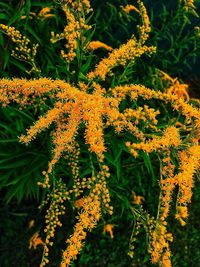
[0,0,200,266]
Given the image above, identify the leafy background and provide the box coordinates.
[0,0,200,266]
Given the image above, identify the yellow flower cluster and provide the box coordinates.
[0,24,40,74]
[175,206,188,226]
[149,145,200,266]
[132,194,145,205]
[87,38,156,80]
[0,79,115,187]
[38,7,54,20]
[1,78,200,191]
[29,232,44,250]
[121,0,150,44]
[107,105,159,136]
[67,0,91,12]
[112,83,200,137]
[159,156,176,223]
[87,0,156,80]
[180,0,198,16]
[51,0,92,62]
[0,78,73,107]
[159,70,190,101]
[149,143,200,266]
[40,179,70,267]
[61,189,101,266]
[122,4,140,14]
[66,146,81,197]
[175,145,200,225]
[126,126,181,157]
[87,41,113,51]
[151,224,173,267]
[137,0,151,44]
[20,104,66,143]
[60,163,112,267]
[149,155,175,266]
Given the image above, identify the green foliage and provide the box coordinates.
[0,106,49,202]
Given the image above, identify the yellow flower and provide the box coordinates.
[87,41,113,51]
[122,4,140,14]
[38,7,54,19]
[75,198,85,209]
[103,224,115,239]
[29,232,44,250]
[167,79,189,102]
[133,195,145,205]
[28,220,35,229]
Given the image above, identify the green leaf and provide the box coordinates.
[8,9,24,26]
[25,25,42,44]
[25,0,31,22]
[80,55,93,74]
[0,13,8,20]
[3,50,9,70]
[142,151,156,183]
[78,72,89,82]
